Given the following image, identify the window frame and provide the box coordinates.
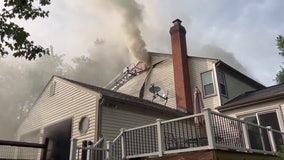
[217,71,228,97]
[201,70,216,98]
[239,109,283,131]
[239,109,283,150]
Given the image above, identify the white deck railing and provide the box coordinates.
[70,108,284,160]
[106,108,284,160]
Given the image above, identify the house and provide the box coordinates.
[217,83,284,135]
[16,19,278,159]
[17,76,185,159]
[106,19,264,114]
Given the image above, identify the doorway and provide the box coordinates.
[44,119,72,160]
[243,110,283,151]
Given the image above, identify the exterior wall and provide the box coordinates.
[220,99,284,131]
[117,56,220,111]
[17,77,101,146]
[100,104,178,141]
[217,68,260,105]
[188,58,220,110]
[143,59,176,109]
[117,55,176,109]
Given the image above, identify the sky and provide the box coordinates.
[5,0,284,86]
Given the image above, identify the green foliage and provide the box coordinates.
[276,67,284,84]
[276,35,284,84]
[0,0,50,60]
[277,35,284,56]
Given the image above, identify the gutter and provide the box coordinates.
[217,94,284,112]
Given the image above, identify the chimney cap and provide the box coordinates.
[172,19,182,25]
[170,19,186,34]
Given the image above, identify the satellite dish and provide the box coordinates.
[160,90,168,101]
[149,84,161,93]
[149,83,168,105]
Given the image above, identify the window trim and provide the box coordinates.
[200,70,217,98]
[217,71,228,97]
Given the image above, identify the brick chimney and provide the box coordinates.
[170,19,193,114]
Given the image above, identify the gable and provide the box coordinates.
[17,76,101,144]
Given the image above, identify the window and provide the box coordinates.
[217,72,228,96]
[79,116,90,135]
[201,71,215,96]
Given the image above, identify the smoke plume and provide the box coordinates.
[103,0,151,67]
[194,45,249,75]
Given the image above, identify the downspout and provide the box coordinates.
[95,94,104,142]
[213,62,222,107]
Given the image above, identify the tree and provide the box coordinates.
[276,35,284,84]
[0,0,50,60]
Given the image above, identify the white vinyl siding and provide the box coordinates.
[143,59,176,108]
[118,56,176,109]
[188,58,219,110]
[101,105,177,141]
[17,77,100,146]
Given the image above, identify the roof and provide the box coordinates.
[216,61,265,89]
[217,83,284,111]
[57,76,186,117]
[149,52,265,89]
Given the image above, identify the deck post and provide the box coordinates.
[70,139,78,160]
[81,140,88,160]
[203,108,215,149]
[40,138,49,160]
[267,126,277,153]
[120,128,126,159]
[87,141,93,160]
[242,120,251,151]
[106,141,112,160]
[156,119,164,157]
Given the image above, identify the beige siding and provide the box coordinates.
[101,105,177,141]
[17,77,101,146]
[118,55,176,109]
[117,55,220,111]
[218,68,259,104]
[188,58,219,110]
[143,59,176,109]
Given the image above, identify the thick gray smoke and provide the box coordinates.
[68,40,129,87]
[103,0,151,67]
[194,45,249,75]
[0,55,67,140]
[0,48,128,140]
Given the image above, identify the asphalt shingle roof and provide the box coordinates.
[217,83,284,111]
[58,76,186,117]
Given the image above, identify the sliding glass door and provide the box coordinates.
[243,110,282,151]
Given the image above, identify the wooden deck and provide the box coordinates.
[139,150,280,160]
